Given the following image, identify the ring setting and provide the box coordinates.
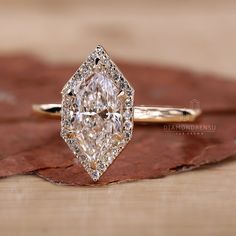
[61,45,134,181]
[33,45,201,181]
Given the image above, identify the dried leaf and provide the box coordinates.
[0,55,236,185]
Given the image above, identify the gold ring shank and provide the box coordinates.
[32,104,201,123]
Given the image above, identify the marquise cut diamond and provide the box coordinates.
[61,45,134,181]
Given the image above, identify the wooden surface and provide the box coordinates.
[0,1,236,235]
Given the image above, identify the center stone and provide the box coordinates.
[72,72,124,162]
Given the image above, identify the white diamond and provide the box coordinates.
[124,109,132,119]
[124,120,132,130]
[72,72,124,159]
[61,45,134,181]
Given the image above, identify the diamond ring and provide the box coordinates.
[33,45,201,181]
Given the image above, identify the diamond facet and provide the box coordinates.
[61,45,134,181]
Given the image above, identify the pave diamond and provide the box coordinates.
[61,45,134,181]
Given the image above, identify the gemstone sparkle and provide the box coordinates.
[61,46,134,181]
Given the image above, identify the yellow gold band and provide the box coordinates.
[32,104,201,123]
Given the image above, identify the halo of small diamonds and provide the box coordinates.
[61,45,134,181]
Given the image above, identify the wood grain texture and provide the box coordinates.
[0,1,236,236]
